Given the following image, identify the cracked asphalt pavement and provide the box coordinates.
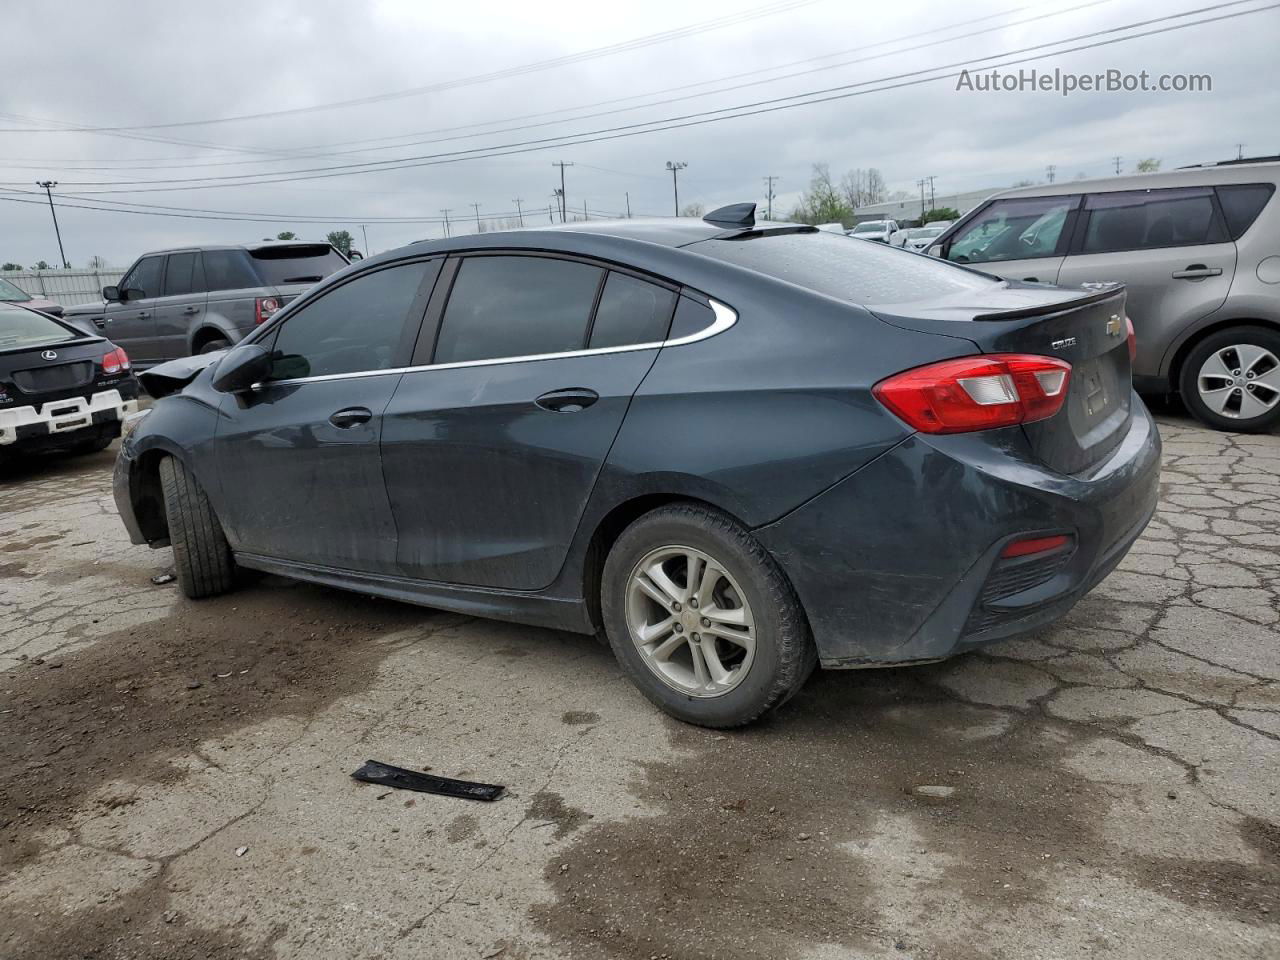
[1,410,1277,960]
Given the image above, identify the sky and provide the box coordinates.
[2,0,1278,268]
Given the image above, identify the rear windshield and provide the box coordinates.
[249,245,348,286]
[695,230,997,305]
[0,303,77,349]
[0,277,33,302]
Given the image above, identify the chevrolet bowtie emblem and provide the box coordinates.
[1106,315,1122,337]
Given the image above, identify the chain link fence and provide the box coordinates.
[1,268,126,307]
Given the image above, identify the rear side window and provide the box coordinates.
[1080,188,1225,253]
[1216,183,1275,240]
[588,272,676,349]
[945,196,1077,264]
[163,252,204,297]
[434,256,603,364]
[202,250,260,292]
[698,231,994,306]
[250,245,349,286]
[268,260,435,380]
[122,256,164,298]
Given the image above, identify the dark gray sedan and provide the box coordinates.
[113,205,1160,727]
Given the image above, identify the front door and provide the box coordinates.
[381,255,678,589]
[104,254,164,364]
[209,257,440,572]
[941,194,1080,284]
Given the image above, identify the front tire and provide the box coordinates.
[601,503,816,728]
[1180,326,1280,432]
[158,456,235,599]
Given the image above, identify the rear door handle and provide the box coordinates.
[136,311,152,319]
[1022,276,1040,282]
[182,306,200,315]
[535,387,600,413]
[329,406,373,428]
[1172,265,1223,279]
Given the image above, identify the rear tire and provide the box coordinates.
[158,455,235,599]
[1180,325,1280,433]
[601,503,816,728]
[198,338,231,355]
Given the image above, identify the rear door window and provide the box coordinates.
[202,250,260,292]
[695,230,995,305]
[267,260,436,379]
[1215,183,1275,240]
[1080,188,1225,253]
[433,255,603,363]
[250,245,349,286]
[162,252,204,297]
[588,272,676,349]
[945,196,1077,264]
[122,256,164,299]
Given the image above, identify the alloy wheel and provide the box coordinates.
[1196,344,1280,420]
[624,545,756,698]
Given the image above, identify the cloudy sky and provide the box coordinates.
[2,0,1277,268]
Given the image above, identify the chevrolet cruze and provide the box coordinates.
[114,205,1160,727]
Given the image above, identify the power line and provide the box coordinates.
[20,1,1266,198]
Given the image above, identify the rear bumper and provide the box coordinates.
[755,396,1162,667]
[0,388,139,449]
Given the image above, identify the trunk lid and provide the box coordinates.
[872,283,1132,475]
[0,335,110,405]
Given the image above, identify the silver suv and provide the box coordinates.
[927,160,1280,432]
[63,241,350,369]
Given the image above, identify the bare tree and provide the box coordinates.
[1135,157,1161,173]
[680,202,706,218]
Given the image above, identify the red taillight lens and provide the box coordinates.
[1125,315,1137,363]
[1001,534,1072,558]
[254,296,281,325]
[873,354,1072,434]
[101,347,131,375]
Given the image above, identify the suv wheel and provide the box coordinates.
[1180,326,1280,432]
[198,338,232,355]
[158,456,235,599]
[601,503,816,728]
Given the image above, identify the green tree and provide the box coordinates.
[326,230,354,255]
[1135,157,1161,173]
[1,262,21,272]
[790,164,854,225]
[32,260,50,270]
[922,207,960,224]
[276,231,297,240]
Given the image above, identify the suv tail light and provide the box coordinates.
[254,296,281,325]
[1125,315,1137,363]
[102,347,131,375]
[873,354,1072,434]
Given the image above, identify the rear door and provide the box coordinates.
[381,253,676,589]
[152,251,206,361]
[104,255,164,364]
[210,258,439,572]
[940,195,1080,284]
[1055,187,1236,381]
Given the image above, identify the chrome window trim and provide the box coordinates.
[258,298,736,388]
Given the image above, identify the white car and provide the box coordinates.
[896,224,949,251]
[847,219,898,243]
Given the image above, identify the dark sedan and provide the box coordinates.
[0,302,140,457]
[113,205,1160,728]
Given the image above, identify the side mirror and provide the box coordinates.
[347,249,364,261]
[211,344,273,393]
[102,285,120,301]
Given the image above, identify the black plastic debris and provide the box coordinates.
[351,760,504,802]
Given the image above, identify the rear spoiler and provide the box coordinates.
[137,350,225,398]
[972,282,1124,322]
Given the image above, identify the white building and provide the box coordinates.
[851,186,1004,225]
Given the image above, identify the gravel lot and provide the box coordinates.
[1,409,1277,960]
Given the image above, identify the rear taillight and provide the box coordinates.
[254,296,281,325]
[102,347,131,375]
[1125,315,1137,363]
[873,354,1072,434]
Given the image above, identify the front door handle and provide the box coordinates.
[182,306,200,315]
[136,311,152,319]
[1022,276,1040,282]
[329,406,373,428]
[1172,264,1223,279]
[535,387,600,413]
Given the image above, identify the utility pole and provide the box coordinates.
[582,199,588,221]
[552,161,573,222]
[360,224,369,256]
[1236,143,1246,160]
[512,197,524,227]
[625,191,632,218]
[440,208,452,238]
[1046,164,1056,184]
[1112,156,1122,175]
[763,175,778,220]
[916,178,927,219]
[471,202,482,232]
[36,180,69,269]
[665,161,687,216]
[548,203,555,223]
[925,175,936,212]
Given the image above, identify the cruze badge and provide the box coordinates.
[41,350,58,361]
[1052,337,1077,350]
[1106,315,1123,337]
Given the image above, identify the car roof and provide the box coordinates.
[129,240,339,258]
[991,159,1280,201]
